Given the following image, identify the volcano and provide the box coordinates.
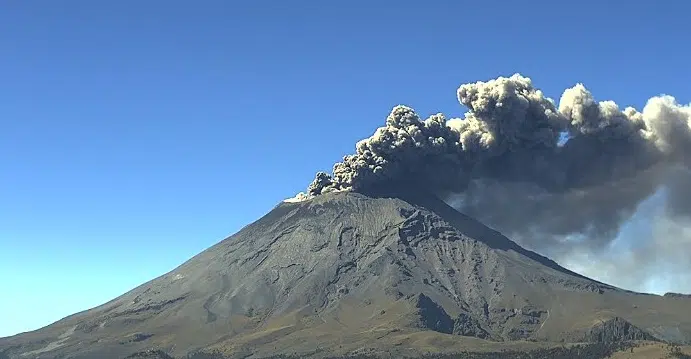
[2,190,691,359]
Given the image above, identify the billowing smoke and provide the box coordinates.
[297,74,691,294]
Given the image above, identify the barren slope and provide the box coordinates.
[2,191,691,359]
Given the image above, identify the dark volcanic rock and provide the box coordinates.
[665,292,691,299]
[583,317,656,342]
[1,190,691,359]
[119,332,154,345]
[453,312,491,339]
[412,294,453,334]
[124,349,174,359]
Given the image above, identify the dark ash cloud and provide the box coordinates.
[294,74,691,293]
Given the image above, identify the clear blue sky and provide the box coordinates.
[1,1,689,337]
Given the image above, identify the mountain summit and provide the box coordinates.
[2,190,691,358]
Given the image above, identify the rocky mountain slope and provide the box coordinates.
[2,190,691,359]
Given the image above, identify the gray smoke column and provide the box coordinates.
[297,74,691,293]
[305,74,689,197]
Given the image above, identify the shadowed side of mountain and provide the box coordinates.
[360,184,616,287]
[583,317,657,343]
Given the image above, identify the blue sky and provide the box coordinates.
[1,1,689,337]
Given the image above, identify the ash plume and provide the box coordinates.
[306,74,689,197]
[299,74,691,293]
